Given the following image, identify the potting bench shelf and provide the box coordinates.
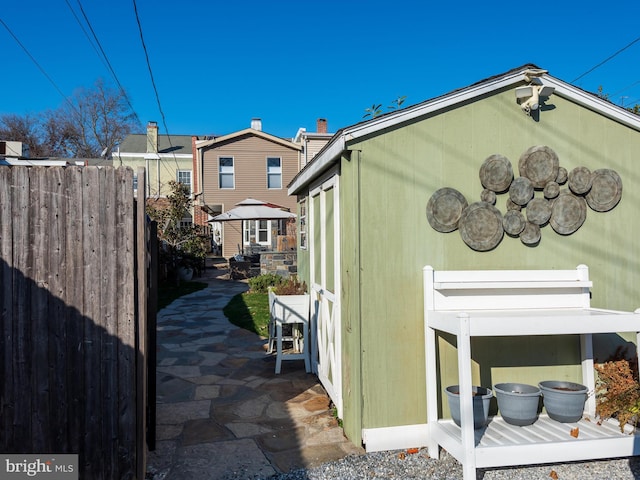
[423,265,640,480]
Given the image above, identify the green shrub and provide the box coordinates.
[248,273,283,293]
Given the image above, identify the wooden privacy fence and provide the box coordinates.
[0,166,154,479]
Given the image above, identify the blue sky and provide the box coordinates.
[2,0,640,139]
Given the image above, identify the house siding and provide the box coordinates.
[201,134,299,258]
[302,86,640,447]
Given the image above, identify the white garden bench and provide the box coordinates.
[423,264,640,480]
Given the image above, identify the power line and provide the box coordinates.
[0,16,76,112]
[572,35,640,83]
[72,0,142,127]
[132,0,181,176]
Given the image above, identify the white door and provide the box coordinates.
[309,174,342,417]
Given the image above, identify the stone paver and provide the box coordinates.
[146,267,364,480]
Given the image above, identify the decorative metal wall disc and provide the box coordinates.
[520,222,541,246]
[458,202,504,251]
[543,181,560,199]
[568,166,593,195]
[509,177,534,206]
[550,191,587,235]
[585,168,622,212]
[479,154,514,193]
[506,199,522,211]
[426,187,468,233]
[526,197,552,225]
[556,166,568,185]
[518,146,560,189]
[481,188,496,204]
[503,210,526,236]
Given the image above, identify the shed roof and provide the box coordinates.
[288,63,640,195]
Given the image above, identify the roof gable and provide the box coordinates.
[289,64,640,195]
[197,128,301,152]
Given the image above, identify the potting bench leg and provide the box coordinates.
[457,313,477,480]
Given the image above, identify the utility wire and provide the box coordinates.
[72,0,142,127]
[132,0,181,177]
[0,16,77,112]
[572,35,640,83]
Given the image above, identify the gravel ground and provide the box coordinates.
[263,449,640,480]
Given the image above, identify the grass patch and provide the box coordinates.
[157,280,208,310]
[223,291,269,337]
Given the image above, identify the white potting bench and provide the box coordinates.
[423,264,640,480]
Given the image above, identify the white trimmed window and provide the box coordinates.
[267,157,282,189]
[219,157,234,189]
[299,198,307,249]
[177,170,192,194]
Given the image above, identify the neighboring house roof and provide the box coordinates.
[197,128,302,151]
[288,63,640,195]
[117,133,192,154]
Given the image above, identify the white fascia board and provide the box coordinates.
[541,76,640,131]
[289,71,525,196]
[288,135,345,195]
[344,71,526,142]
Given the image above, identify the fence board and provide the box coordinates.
[0,166,13,445]
[0,166,147,480]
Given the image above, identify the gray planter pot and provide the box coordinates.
[445,385,493,429]
[494,383,541,426]
[538,380,588,423]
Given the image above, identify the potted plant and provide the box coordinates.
[538,380,589,423]
[445,385,493,429]
[494,382,541,426]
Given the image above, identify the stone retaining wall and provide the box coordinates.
[260,252,297,278]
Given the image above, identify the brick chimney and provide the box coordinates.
[146,121,158,153]
[316,118,327,133]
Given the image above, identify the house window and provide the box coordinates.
[177,170,192,194]
[243,220,273,246]
[299,198,307,249]
[219,157,234,189]
[267,157,282,189]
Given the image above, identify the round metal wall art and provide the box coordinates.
[509,177,534,206]
[503,210,526,236]
[518,145,560,189]
[543,181,560,199]
[426,187,468,233]
[479,154,514,193]
[526,198,552,225]
[426,145,622,250]
[520,222,541,246]
[568,166,593,195]
[481,188,496,204]
[550,191,587,235]
[458,202,504,251]
[585,169,622,212]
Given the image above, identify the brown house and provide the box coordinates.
[193,119,303,258]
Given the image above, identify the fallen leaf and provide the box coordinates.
[570,427,579,438]
[398,452,406,460]
[406,448,419,455]
[549,470,559,479]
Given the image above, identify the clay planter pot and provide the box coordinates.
[445,385,493,429]
[494,383,541,426]
[538,380,588,423]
